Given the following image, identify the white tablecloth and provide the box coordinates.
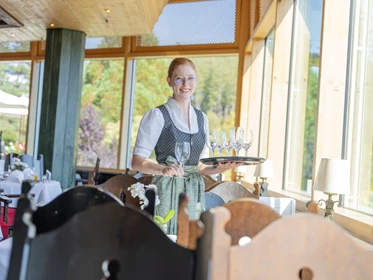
[0,180,62,208]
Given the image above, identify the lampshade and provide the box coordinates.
[314,158,350,195]
[254,159,273,178]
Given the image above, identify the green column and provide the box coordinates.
[38,28,85,189]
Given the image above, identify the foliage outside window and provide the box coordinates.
[129,56,238,166]
[345,0,373,214]
[258,29,275,158]
[77,59,124,169]
[284,0,322,195]
[0,42,30,53]
[0,61,31,155]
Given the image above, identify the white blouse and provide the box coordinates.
[133,97,210,159]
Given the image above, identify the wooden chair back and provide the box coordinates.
[87,157,101,185]
[95,173,141,208]
[207,181,258,203]
[207,208,373,280]
[18,203,205,280]
[202,175,216,191]
[177,197,279,249]
[177,193,204,249]
[223,198,281,245]
[138,174,154,185]
[6,186,123,280]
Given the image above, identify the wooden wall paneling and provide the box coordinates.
[246,39,265,159]
[246,0,277,53]
[266,0,294,190]
[0,0,168,42]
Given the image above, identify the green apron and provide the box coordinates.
[152,163,205,235]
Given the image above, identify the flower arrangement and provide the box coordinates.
[128,182,175,232]
[12,158,28,171]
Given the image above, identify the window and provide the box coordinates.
[345,0,373,215]
[129,56,238,165]
[284,0,323,195]
[77,59,124,169]
[0,41,30,53]
[136,0,237,47]
[258,29,275,158]
[0,61,31,155]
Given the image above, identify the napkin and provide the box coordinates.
[8,170,25,183]
[46,170,52,181]
[23,167,36,180]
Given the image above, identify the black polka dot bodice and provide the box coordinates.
[154,105,206,166]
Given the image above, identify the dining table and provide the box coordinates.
[0,180,62,208]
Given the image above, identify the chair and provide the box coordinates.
[178,197,280,249]
[4,153,19,171]
[6,185,124,280]
[205,192,225,210]
[9,195,209,280]
[87,157,101,185]
[207,181,258,203]
[202,175,216,191]
[95,173,142,208]
[207,208,373,280]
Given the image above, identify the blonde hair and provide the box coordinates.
[168,57,196,78]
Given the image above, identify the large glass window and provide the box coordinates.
[129,56,238,164]
[77,59,124,169]
[0,61,31,155]
[345,0,373,214]
[284,0,323,195]
[137,0,236,47]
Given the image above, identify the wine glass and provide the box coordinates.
[206,130,218,157]
[175,142,190,170]
[242,129,253,156]
[230,127,244,156]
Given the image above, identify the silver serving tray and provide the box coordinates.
[200,156,266,166]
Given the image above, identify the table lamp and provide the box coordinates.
[314,158,350,222]
[253,159,273,196]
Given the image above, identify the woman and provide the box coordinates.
[132,57,241,234]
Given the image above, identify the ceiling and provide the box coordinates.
[0,0,169,42]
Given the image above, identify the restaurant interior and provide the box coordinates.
[0,0,373,279]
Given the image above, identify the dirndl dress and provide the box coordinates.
[152,105,206,234]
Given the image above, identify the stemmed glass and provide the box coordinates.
[175,142,190,170]
[206,130,218,157]
[230,127,244,156]
[242,129,253,156]
[220,130,230,156]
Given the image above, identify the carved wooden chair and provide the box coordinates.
[8,191,209,280]
[6,185,124,280]
[206,208,373,280]
[87,157,101,185]
[94,173,142,208]
[177,197,280,249]
[206,181,258,203]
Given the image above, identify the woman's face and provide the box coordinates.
[167,64,197,102]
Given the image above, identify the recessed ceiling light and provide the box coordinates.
[105,9,110,13]
[11,33,15,36]
[50,23,55,27]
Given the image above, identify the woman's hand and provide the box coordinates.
[161,163,184,177]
